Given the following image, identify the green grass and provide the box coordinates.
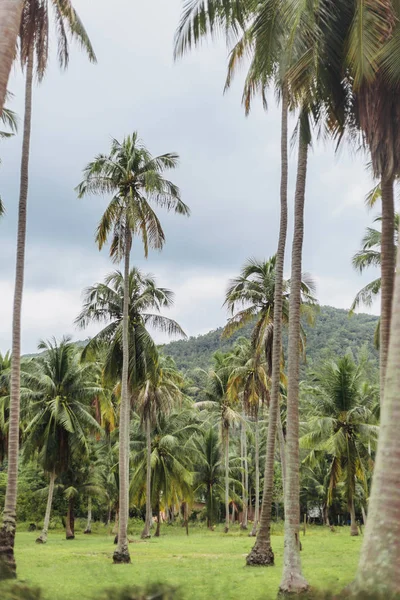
[5,524,362,599]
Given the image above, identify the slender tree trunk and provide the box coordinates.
[155,499,161,537]
[379,174,395,400]
[277,409,286,497]
[247,85,289,566]
[107,505,111,527]
[36,471,56,544]
[224,427,230,534]
[350,497,359,537]
[323,504,330,527]
[141,417,152,539]
[354,230,400,594]
[113,509,119,544]
[113,231,131,564]
[183,502,189,536]
[361,505,367,527]
[231,499,236,524]
[66,498,75,540]
[0,49,34,579]
[84,497,92,534]
[240,423,248,530]
[250,415,260,537]
[0,0,24,114]
[279,116,309,594]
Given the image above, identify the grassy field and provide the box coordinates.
[4,524,362,599]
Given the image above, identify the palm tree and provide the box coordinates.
[226,337,269,536]
[22,337,102,543]
[354,221,400,592]
[77,133,189,563]
[301,354,378,537]
[197,352,242,533]
[0,0,24,112]
[193,427,223,529]
[130,409,196,537]
[137,355,185,539]
[351,213,399,316]
[0,2,96,576]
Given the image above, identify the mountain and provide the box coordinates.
[160,305,379,373]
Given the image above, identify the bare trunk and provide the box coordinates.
[231,500,236,524]
[224,427,230,534]
[279,116,309,593]
[84,497,92,534]
[354,229,400,593]
[113,231,131,564]
[277,409,286,497]
[350,497,359,537]
[247,85,289,566]
[36,471,56,544]
[141,417,152,539]
[323,504,330,527]
[0,49,34,579]
[66,498,75,540]
[113,509,119,544]
[250,416,260,537]
[183,502,189,536]
[379,175,395,400]
[155,500,161,537]
[240,423,248,530]
[361,505,367,527]
[0,0,24,114]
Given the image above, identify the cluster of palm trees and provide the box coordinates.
[0,0,400,597]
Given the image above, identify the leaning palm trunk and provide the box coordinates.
[250,415,260,537]
[141,417,152,539]
[0,48,34,579]
[0,0,24,113]
[277,409,286,496]
[279,116,309,594]
[354,219,400,594]
[350,497,359,537]
[84,497,92,534]
[36,470,56,544]
[224,427,230,534]
[247,85,289,565]
[240,423,248,530]
[113,231,131,564]
[379,174,396,400]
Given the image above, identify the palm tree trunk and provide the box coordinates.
[350,497,359,537]
[0,47,34,579]
[141,417,152,539]
[279,115,309,594]
[379,174,395,400]
[250,415,260,537]
[113,232,131,564]
[0,0,24,114]
[155,499,161,537]
[84,497,92,534]
[113,509,119,544]
[66,498,75,540]
[240,423,248,530]
[354,231,400,593]
[247,84,289,566]
[277,409,286,496]
[36,470,56,544]
[224,427,230,534]
[361,505,367,527]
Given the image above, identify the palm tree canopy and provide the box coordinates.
[22,337,102,474]
[76,133,190,261]
[76,268,186,388]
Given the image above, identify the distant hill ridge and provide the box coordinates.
[160,305,379,373]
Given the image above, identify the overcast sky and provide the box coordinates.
[0,0,382,354]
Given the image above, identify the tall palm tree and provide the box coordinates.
[77,133,189,563]
[301,354,378,536]
[193,427,223,529]
[197,352,242,533]
[22,337,102,543]
[137,355,185,538]
[0,2,96,577]
[0,0,24,112]
[354,215,400,593]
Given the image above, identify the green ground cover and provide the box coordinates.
[4,525,361,600]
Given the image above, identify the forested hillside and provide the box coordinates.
[161,306,379,373]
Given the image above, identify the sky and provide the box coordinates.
[0,0,381,355]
